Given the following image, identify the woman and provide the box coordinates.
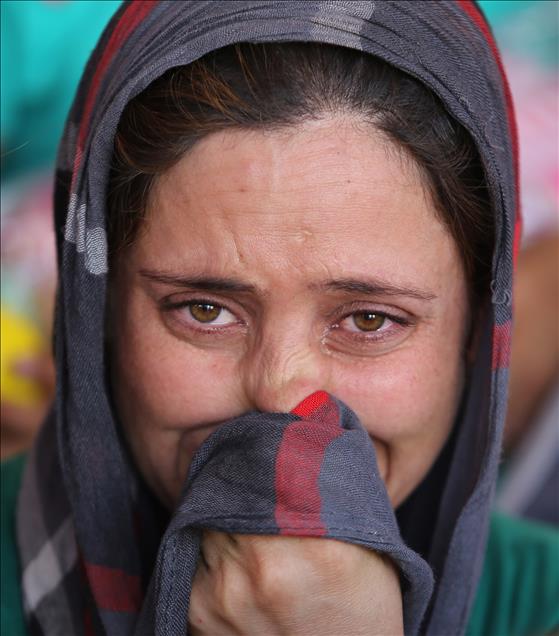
[2,2,558,635]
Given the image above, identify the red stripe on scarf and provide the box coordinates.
[274,393,342,535]
[491,322,512,370]
[77,553,97,634]
[85,563,142,613]
[456,0,522,266]
[71,1,158,188]
[84,605,95,636]
[291,390,330,418]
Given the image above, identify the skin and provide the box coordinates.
[109,117,470,634]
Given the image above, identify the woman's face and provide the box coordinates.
[110,118,469,510]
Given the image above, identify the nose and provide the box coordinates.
[241,336,327,413]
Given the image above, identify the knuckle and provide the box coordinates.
[213,558,247,617]
[245,540,297,606]
[245,537,355,603]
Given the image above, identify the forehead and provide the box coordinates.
[140,119,460,288]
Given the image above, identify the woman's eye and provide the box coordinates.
[187,302,236,326]
[341,312,388,333]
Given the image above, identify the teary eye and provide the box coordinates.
[188,303,236,325]
[342,312,387,332]
[189,303,221,323]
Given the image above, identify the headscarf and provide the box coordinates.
[16,2,520,635]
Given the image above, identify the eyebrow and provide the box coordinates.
[139,270,258,293]
[139,269,436,301]
[313,278,437,301]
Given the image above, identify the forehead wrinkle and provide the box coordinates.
[141,120,460,313]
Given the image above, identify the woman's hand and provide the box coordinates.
[188,531,403,636]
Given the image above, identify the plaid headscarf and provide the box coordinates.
[17,2,520,635]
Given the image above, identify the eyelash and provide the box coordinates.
[161,297,413,343]
[161,298,244,334]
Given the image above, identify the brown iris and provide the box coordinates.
[352,312,385,332]
[189,303,221,323]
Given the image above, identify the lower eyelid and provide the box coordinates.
[166,313,245,338]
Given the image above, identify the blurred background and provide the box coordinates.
[1,0,557,524]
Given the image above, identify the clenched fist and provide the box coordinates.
[188,531,403,635]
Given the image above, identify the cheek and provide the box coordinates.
[110,294,245,506]
[113,297,242,428]
[117,343,239,427]
[331,342,465,506]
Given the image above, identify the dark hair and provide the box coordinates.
[108,42,493,301]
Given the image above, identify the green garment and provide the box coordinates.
[465,513,559,636]
[2,454,558,636]
[1,0,122,181]
[1,455,26,636]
